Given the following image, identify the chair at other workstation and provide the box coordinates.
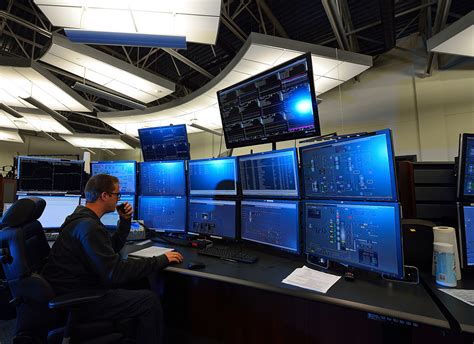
[0,197,134,344]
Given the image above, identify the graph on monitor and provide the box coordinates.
[138,124,190,161]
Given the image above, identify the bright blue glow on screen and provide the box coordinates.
[304,200,403,278]
[139,161,186,196]
[80,195,135,228]
[463,137,474,197]
[241,199,300,254]
[91,161,136,194]
[188,157,237,196]
[239,148,299,198]
[188,198,237,239]
[300,129,397,201]
[288,88,313,117]
[463,206,474,266]
[138,196,186,233]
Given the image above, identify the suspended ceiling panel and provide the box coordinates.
[39,34,175,103]
[98,33,372,137]
[60,133,133,149]
[0,128,24,143]
[0,57,92,112]
[0,107,73,134]
[33,0,222,45]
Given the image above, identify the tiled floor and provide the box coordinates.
[0,319,15,344]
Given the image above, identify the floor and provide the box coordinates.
[0,319,14,344]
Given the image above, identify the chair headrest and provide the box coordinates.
[2,198,46,228]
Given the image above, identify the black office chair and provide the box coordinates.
[0,197,132,344]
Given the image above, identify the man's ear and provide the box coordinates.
[99,191,109,201]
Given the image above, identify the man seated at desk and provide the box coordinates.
[42,174,183,344]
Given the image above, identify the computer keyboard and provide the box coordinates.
[44,232,59,241]
[198,246,258,264]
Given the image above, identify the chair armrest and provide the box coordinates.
[49,290,107,309]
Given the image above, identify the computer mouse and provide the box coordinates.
[188,261,206,270]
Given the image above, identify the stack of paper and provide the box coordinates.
[439,288,474,306]
[282,266,341,294]
[129,246,173,258]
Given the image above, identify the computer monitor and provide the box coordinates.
[80,194,135,228]
[139,160,186,196]
[241,199,300,254]
[457,134,474,200]
[300,129,398,201]
[17,194,80,229]
[217,53,320,148]
[458,204,474,269]
[17,156,84,193]
[138,196,186,233]
[188,157,238,196]
[138,124,190,161]
[187,198,237,239]
[239,148,299,198]
[304,200,404,278]
[90,161,136,194]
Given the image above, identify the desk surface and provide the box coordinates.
[422,273,474,334]
[126,242,450,330]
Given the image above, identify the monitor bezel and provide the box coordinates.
[188,156,239,197]
[457,133,474,201]
[217,52,321,149]
[457,202,474,269]
[303,200,404,279]
[138,124,190,161]
[299,129,399,202]
[137,195,187,234]
[138,160,187,196]
[187,198,238,240]
[90,160,137,194]
[240,199,301,255]
[238,147,300,199]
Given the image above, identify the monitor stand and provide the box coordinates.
[272,142,277,151]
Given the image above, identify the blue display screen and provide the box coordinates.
[187,198,237,239]
[80,194,135,228]
[462,137,474,197]
[241,199,300,254]
[304,200,403,278]
[138,196,186,233]
[300,129,397,201]
[138,124,190,161]
[18,195,80,229]
[139,161,186,196]
[188,157,238,196]
[91,161,136,194]
[239,148,299,198]
[463,206,474,266]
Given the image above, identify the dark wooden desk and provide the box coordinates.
[127,243,457,344]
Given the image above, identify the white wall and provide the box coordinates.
[0,34,472,165]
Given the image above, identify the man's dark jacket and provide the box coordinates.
[42,206,168,294]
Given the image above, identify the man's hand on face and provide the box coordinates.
[117,201,133,220]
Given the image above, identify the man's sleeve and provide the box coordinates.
[111,217,131,252]
[80,227,169,285]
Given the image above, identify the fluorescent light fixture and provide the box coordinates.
[39,34,175,103]
[427,11,474,57]
[21,97,68,121]
[0,127,23,143]
[60,134,134,150]
[72,82,147,110]
[34,0,221,45]
[64,29,187,49]
[189,122,223,136]
[0,107,73,134]
[98,33,372,137]
[0,57,92,112]
[0,103,23,118]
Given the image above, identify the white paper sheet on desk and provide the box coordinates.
[129,246,173,258]
[439,288,474,306]
[282,266,341,294]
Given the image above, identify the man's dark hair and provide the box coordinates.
[84,174,119,203]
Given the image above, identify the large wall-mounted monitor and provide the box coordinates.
[239,148,299,198]
[139,161,186,196]
[138,124,190,161]
[17,156,84,193]
[458,133,474,201]
[91,161,137,194]
[458,204,474,269]
[18,194,80,229]
[300,129,398,201]
[188,157,238,196]
[304,200,404,278]
[187,198,237,240]
[138,196,186,233]
[81,194,135,228]
[241,199,300,254]
[217,53,320,148]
